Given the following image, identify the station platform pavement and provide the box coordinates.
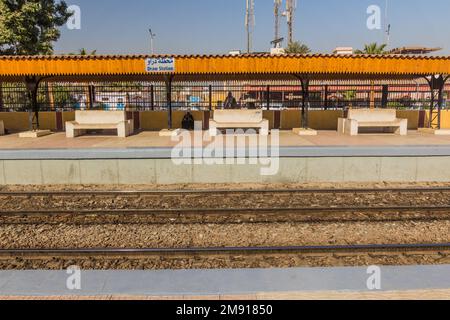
[0,265,450,300]
[1,130,450,185]
[2,130,450,150]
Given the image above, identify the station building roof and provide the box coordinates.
[0,53,449,83]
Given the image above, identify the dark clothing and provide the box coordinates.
[223,96,237,109]
[181,112,195,130]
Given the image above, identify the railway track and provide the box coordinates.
[1,205,450,224]
[2,205,450,215]
[1,187,449,269]
[2,186,450,196]
[2,243,450,256]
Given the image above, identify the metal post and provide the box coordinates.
[88,85,95,110]
[324,85,329,110]
[266,85,270,110]
[209,85,212,111]
[381,85,389,108]
[150,85,154,111]
[165,76,174,129]
[0,82,3,110]
[438,85,444,129]
[369,80,375,109]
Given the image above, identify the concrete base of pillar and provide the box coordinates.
[292,128,318,136]
[418,128,450,135]
[19,130,52,138]
[159,129,181,137]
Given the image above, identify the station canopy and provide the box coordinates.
[0,53,449,83]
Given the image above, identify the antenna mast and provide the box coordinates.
[273,0,282,48]
[284,0,297,44]
[385,0,391,48]
[149,28,156,54]
[245,0,255,53]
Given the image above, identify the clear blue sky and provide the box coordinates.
[54,0,450,55]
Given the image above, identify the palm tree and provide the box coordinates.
[285,41,311,54]
[354,43,388,54]
[76,48,97,55]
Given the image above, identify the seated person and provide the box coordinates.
[223,91,238,109]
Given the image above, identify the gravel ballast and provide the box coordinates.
[1,220,449,249]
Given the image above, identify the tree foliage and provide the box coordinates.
[284,41,311,54]
[0,0,72,55]
[354,43,388,55]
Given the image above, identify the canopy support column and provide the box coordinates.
[25,76,43,131]
[426,75,449,129]
[299,77,310,129]
[292,74,316,135]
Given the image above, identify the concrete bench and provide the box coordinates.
[338,109,407,136]
[66,111,134,138]
[209,110,269,136]
[0,120,4,136]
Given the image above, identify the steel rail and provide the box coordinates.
[1,243,450,255]
[1,205,450,216]
[1,186,450,196]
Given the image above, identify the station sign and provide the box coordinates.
[145,57,176,72]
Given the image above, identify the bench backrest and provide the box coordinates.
[75,111,127,124]
[347,109,397,122]
[213,110,263,123]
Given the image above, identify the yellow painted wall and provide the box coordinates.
[0,112,29,131]
[263,111,274,129]
[309,110,344,130]
[396,110,419,130]
[62,111,75,123]
[440,111,450,129]
[280,110,301,130]
[140,111,204,130]
[38,112,57,131]
[280,110,344,130]
[424,110,450,129]
[61,111,75,130]
[424,110,447,129]
[0,112,56,131]
[140,111,168,130]
[0,110,426,132]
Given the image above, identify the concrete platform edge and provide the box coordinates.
[2,146,450,160]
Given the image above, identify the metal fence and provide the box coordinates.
[0,80,448,112]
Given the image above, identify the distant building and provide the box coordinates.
[270,47,286,55]
[228,50,241,56]
[389,46,442,55]
[333,47,353,55]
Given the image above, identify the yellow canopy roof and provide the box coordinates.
[0,53,449,82]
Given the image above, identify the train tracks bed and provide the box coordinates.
[1,182,450,269]
[1,243,450,270]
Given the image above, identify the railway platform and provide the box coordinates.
[1,130,450,185]
[0,265,450,300]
